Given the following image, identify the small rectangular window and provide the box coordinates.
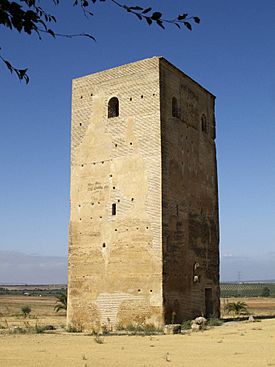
[112,203,116,216]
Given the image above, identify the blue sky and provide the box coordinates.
[0,0,274,282]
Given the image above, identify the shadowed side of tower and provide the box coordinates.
[160,58,220,323]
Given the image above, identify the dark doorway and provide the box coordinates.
[205,288,213,318]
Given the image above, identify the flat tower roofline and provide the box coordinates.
[159,57,216,99]
[73,56,215,98]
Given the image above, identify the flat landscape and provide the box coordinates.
[0,295,275,367]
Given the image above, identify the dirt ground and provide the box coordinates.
[0,319,275,367]
[0,296,275,367]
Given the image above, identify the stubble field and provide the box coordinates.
[0,295,275,367]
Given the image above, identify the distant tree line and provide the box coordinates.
[220,283,275,298]
[0,287,66,296]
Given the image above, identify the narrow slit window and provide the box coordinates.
[172,97,179,118]
[108,97,119,118]
[201,114,208,133]
[112,203,116,216]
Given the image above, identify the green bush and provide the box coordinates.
[67,325,81,333]
[224,301,248,315]
[35,324,56,333]
[261,287,271,297]
[181,320,192,330]
[116,323,162,334]
[11,327,28,334]
[21,306,31,317]
[207,318,224,327]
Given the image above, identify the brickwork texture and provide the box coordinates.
[67,57,220,331]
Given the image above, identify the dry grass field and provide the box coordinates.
[221,297,275,317]
[0,295,66,329]
[0,295,275,367]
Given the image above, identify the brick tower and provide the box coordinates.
[67,57,220,331]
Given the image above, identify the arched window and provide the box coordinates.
[108,97,119,118]
[172,97,179,118]
[201,114,208,133]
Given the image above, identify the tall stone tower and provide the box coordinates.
[67,57,219,331]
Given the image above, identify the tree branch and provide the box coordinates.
[0,0,200,83]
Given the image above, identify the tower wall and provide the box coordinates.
[160,59,220,323]
[68,57,220,331]
[68,58,164,331]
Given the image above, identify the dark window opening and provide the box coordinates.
[201,114,208,133]
[112,203,116,216]
[172,97,179,118]
[108,97,119,118]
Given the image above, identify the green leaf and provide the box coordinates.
[135,13,142,20]
[151,12,162,20]
[145,16,152,25]
[142,7,152,14]
[183,21,192,31]
[4,60,13,73]
[156,19,165,29]
[193,16,200,24]
[47,29,55,37]
[129,6,143,11]
[178,13,188,20]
